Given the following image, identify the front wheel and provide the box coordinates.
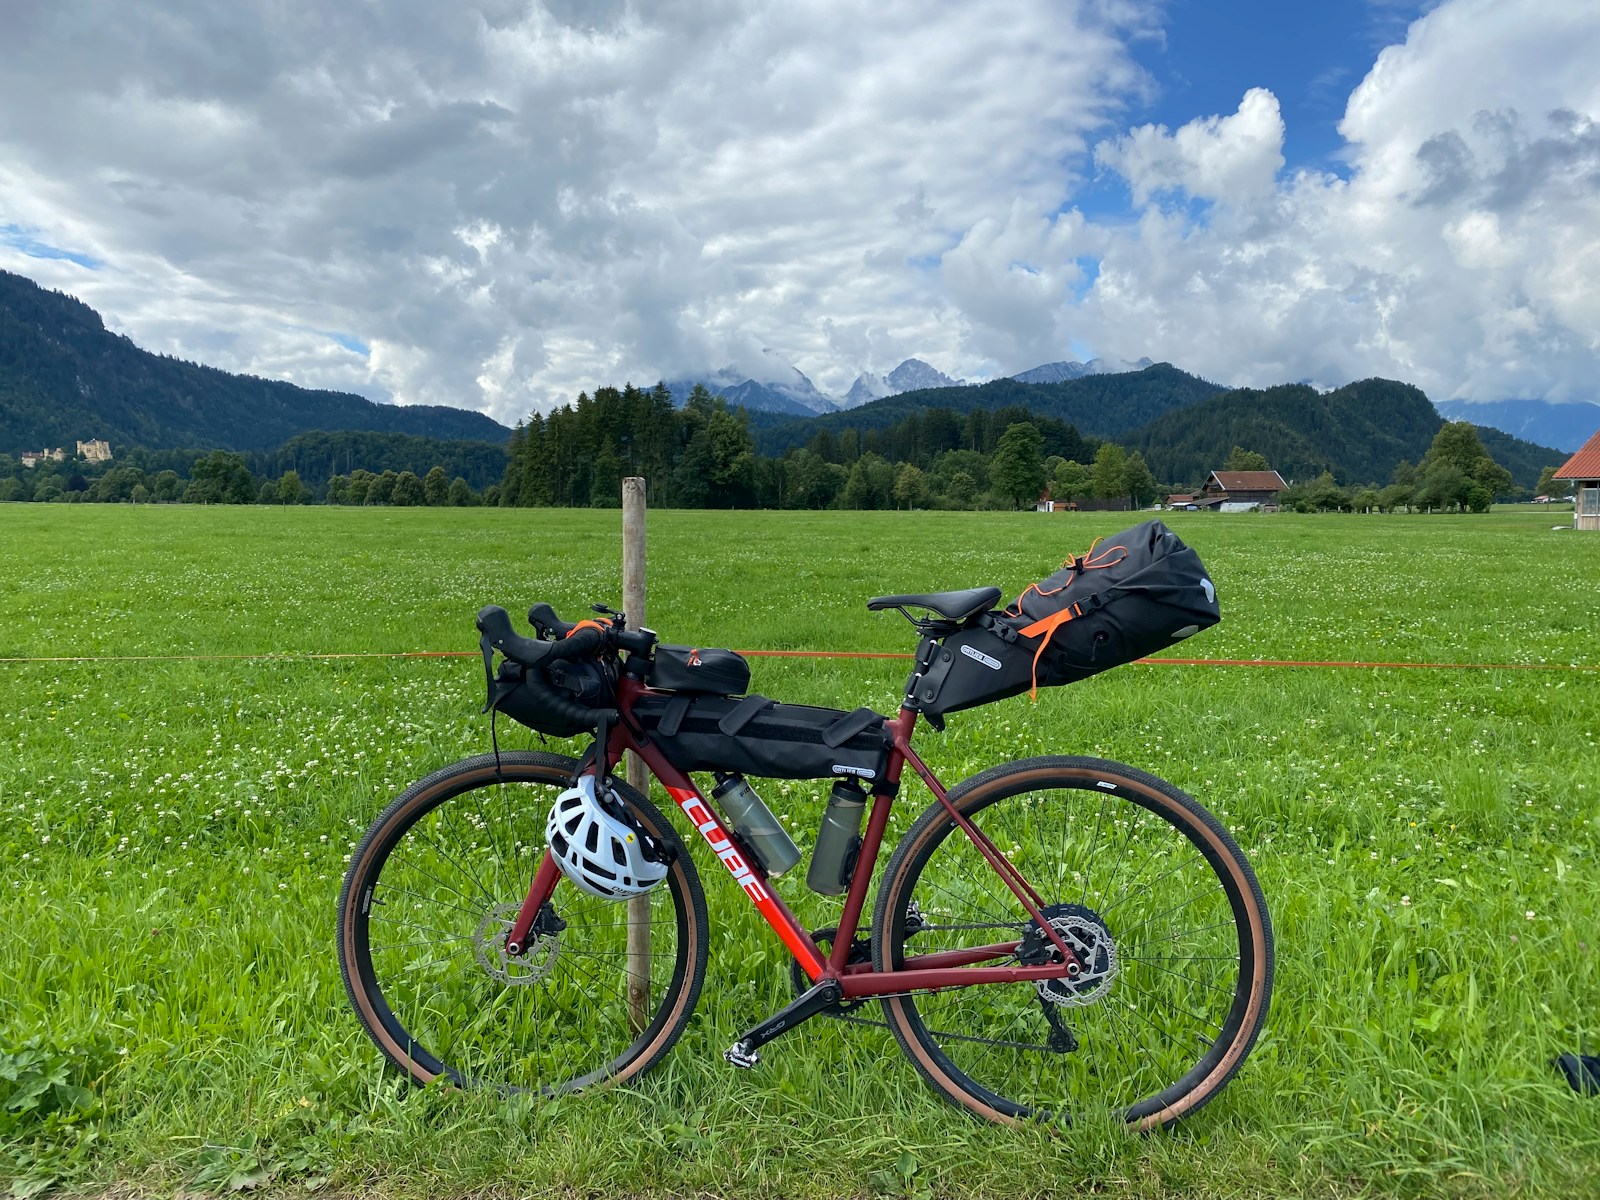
[872,756,1273,1128]
[338,752,708,1096]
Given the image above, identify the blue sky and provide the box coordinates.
[1136,1,1438,171]
[1071,0,1436,222]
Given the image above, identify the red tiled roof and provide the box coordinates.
[1208,470,1287,491]
[1554,427,1600,480]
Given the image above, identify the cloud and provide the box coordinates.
[1094,88,1286,205]
[4,0,1595,420]
[0,0,1154,419]
[1055,0,1600,403]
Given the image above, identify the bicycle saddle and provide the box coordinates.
[866,586,1001,622]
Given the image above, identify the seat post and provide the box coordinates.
[903,635,941,711]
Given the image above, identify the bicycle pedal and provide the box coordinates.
[724,1041,761,1070]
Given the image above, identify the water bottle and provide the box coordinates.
[711,772,801,877]
[807,779,867,895]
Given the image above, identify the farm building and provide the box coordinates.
[1201,470,1288,512]
[1554,428,1600,531]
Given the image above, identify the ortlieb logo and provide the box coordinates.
[960,644,1002,671]
[833,764,876,779]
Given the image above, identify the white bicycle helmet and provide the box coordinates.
[545,775,668,900]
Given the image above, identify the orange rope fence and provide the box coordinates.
[0,649,1596,671]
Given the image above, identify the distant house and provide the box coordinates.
[1554,428,1600,531]
[1034,489,1077,512]
[1034,490,1134,513]
[1202,469,1288,513]
[76,439,111,464]
[19,448,66,469]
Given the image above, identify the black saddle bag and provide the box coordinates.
[632,693,890,783]
[912,520,1220,718]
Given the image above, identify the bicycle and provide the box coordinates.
[338,524,1274,1128]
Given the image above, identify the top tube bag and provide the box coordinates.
[911,519,1220,719]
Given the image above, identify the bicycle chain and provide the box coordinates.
[787,920,1067,1054]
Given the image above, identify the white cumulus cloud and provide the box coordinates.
[3,0,1596,421]
[1055,0,1600,402]
[0,0,1154,421]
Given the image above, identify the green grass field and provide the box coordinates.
[2,505,1598,1198]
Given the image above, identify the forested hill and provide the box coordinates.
[1126,378,1565,488]
[753,363,1226,454]
[0,271,511,451]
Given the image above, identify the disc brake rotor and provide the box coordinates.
[1021,904,1119,1008]
[473,901,559,986]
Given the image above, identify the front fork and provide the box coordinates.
[504,852,562,956]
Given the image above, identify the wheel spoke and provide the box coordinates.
[339,755,706,1100]
[875,758,1271,1126]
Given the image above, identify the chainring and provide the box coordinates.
[788,926,875,1016]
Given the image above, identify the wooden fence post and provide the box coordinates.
[622,477,651,1031]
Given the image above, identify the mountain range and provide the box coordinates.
[668,353,1162,416]
[0,270,512,452]
[0,268,1584,492]
[1433,398,1600,454]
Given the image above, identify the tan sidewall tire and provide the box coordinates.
[337,752,708,1093]
[872,756,1273,1127]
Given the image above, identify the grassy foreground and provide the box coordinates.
[2,505,1599,1199]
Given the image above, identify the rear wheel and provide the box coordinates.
[872,756,1272,1128]
[338,752,707,1095]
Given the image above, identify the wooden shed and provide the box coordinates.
[1202,470,1287,513]
[1554,428,1600,531]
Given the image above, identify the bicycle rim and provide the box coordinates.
[338,752,707,1095]
[874,756,1272,1128]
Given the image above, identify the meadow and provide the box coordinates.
[2,504,1598,1199]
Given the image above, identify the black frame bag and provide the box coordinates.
[632,693,890,783]
[911,520,1219,719]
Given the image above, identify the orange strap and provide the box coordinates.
[1005,536,1128,701]
[1017,604,1083,701]
[565,619,607,639]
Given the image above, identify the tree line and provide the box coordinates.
[496,382,1162,511]
[1,379,1530,515]
[0,450,488,507]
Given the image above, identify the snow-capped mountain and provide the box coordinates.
[887,358,964,392]
[667,351,1163,417]
[666,351,840,417]
[843,371,893,407]
[840,358,966,409]
[1010,356,1155,384]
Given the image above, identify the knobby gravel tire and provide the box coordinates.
[337,752,708,1097]
[872,755,1273,1128]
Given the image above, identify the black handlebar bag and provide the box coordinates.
[913,520,1220,718]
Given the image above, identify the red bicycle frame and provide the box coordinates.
[504,676,1082,991]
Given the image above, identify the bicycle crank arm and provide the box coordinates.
[724,979,844,1069]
